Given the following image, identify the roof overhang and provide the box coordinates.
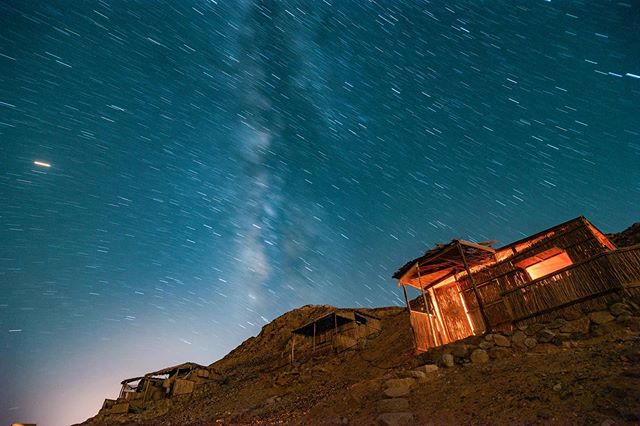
[394,239,496,289]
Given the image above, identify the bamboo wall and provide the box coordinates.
[503,246,640,322]
[458,220,613,328]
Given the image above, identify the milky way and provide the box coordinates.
[1,1,639,424]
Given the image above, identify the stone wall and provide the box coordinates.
[415,300,639,368]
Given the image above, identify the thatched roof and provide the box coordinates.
[393,239,496,289]
[292,310,379,337]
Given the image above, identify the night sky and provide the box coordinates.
[1,1,639,425]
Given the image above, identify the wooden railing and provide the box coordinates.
[502,246,640,322]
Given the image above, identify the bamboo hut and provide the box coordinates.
[101,362,210,415]
[290,310,381,361]
[393,216,640,352]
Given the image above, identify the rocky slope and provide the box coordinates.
[609,222,640,248]
[79,221,640,426]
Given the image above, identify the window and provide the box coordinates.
[515,247,573,280]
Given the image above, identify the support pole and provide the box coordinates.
[290,334,296,363]
[416,262,439,346]
[312,321,316,353]
[402,284,412,313]
[334,313,338,352]
[457,240,491,333]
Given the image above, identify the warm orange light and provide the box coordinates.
[524,251,572,280]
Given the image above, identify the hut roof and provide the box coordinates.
[393,239,496,288]
[292,310,379,337]
[121,362,207,384]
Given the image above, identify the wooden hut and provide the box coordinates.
[291,310,381,360]
[393,216,640,352]
[101,362,210,414]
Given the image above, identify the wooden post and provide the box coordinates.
[334,313,338,352]
[290,334,296,363]
[402,284,412,312]
[457,240,491,333]
[416,262,439,346]
[312,321,316,353]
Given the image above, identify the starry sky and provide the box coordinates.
[1,1,638,425]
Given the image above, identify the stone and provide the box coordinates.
[489,347,512,360]
[511,330,527,348]
[396,370,426,380]
[531,343,560,354]
[377,412,415,426]
[562,309,583,321]
[610,303,631,316]
[537,329,555,343]
[378,398,410,413]
[525,323,546,336]
[441,353,455,368]
[548,318,568,329]
[418,364,439,374]
[383,378,416,398]
[553,383,562,391]
[479,341,494,350]
[470,349,489,364]
[560,317,590,334]
[616,313,632,325]
[448,343,468,358]
[524,337,537,349]
[349,379,381,402]
[589,311,615,325]
[493,334,511,347]
[484,334,494,342]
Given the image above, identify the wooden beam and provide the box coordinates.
[458,239,497,253]
[457,240,492,333]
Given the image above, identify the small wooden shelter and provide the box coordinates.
[393,216,640,352]
[101,362,210,415]
[291,310,381,360]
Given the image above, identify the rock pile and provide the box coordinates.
[416,301,639,368]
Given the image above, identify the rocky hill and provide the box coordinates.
[609,222,640,248]
[79,222,640,426]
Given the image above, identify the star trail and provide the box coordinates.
[1,1,638,425]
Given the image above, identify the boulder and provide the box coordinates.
[349,379,381,402]
[470,349,489,364]
[616,313,632,326]
[383,378,416,398]
[511,331,527,348]
[562,309,583,321]
[537,329,555,343]
[524,337,538,349]
[484,333,494,342]
[396,370,426,380]
[548,318,567,329]
[531,343,560,354]
[610,303,631,317]
[560,317,590,334]
[493,334,511,347]
[479,341,494,350]
[441,353,455,368]
[377,412,415,426]
[589,311,615,325]
[489,347,512,360]
[417,364,439,374]
[525,323,546,336]
[447,343,468,358]
[378,398,410,413]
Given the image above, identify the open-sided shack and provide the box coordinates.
[100,362,210,415]
[291,310,381,361]
[393,216,640,352]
